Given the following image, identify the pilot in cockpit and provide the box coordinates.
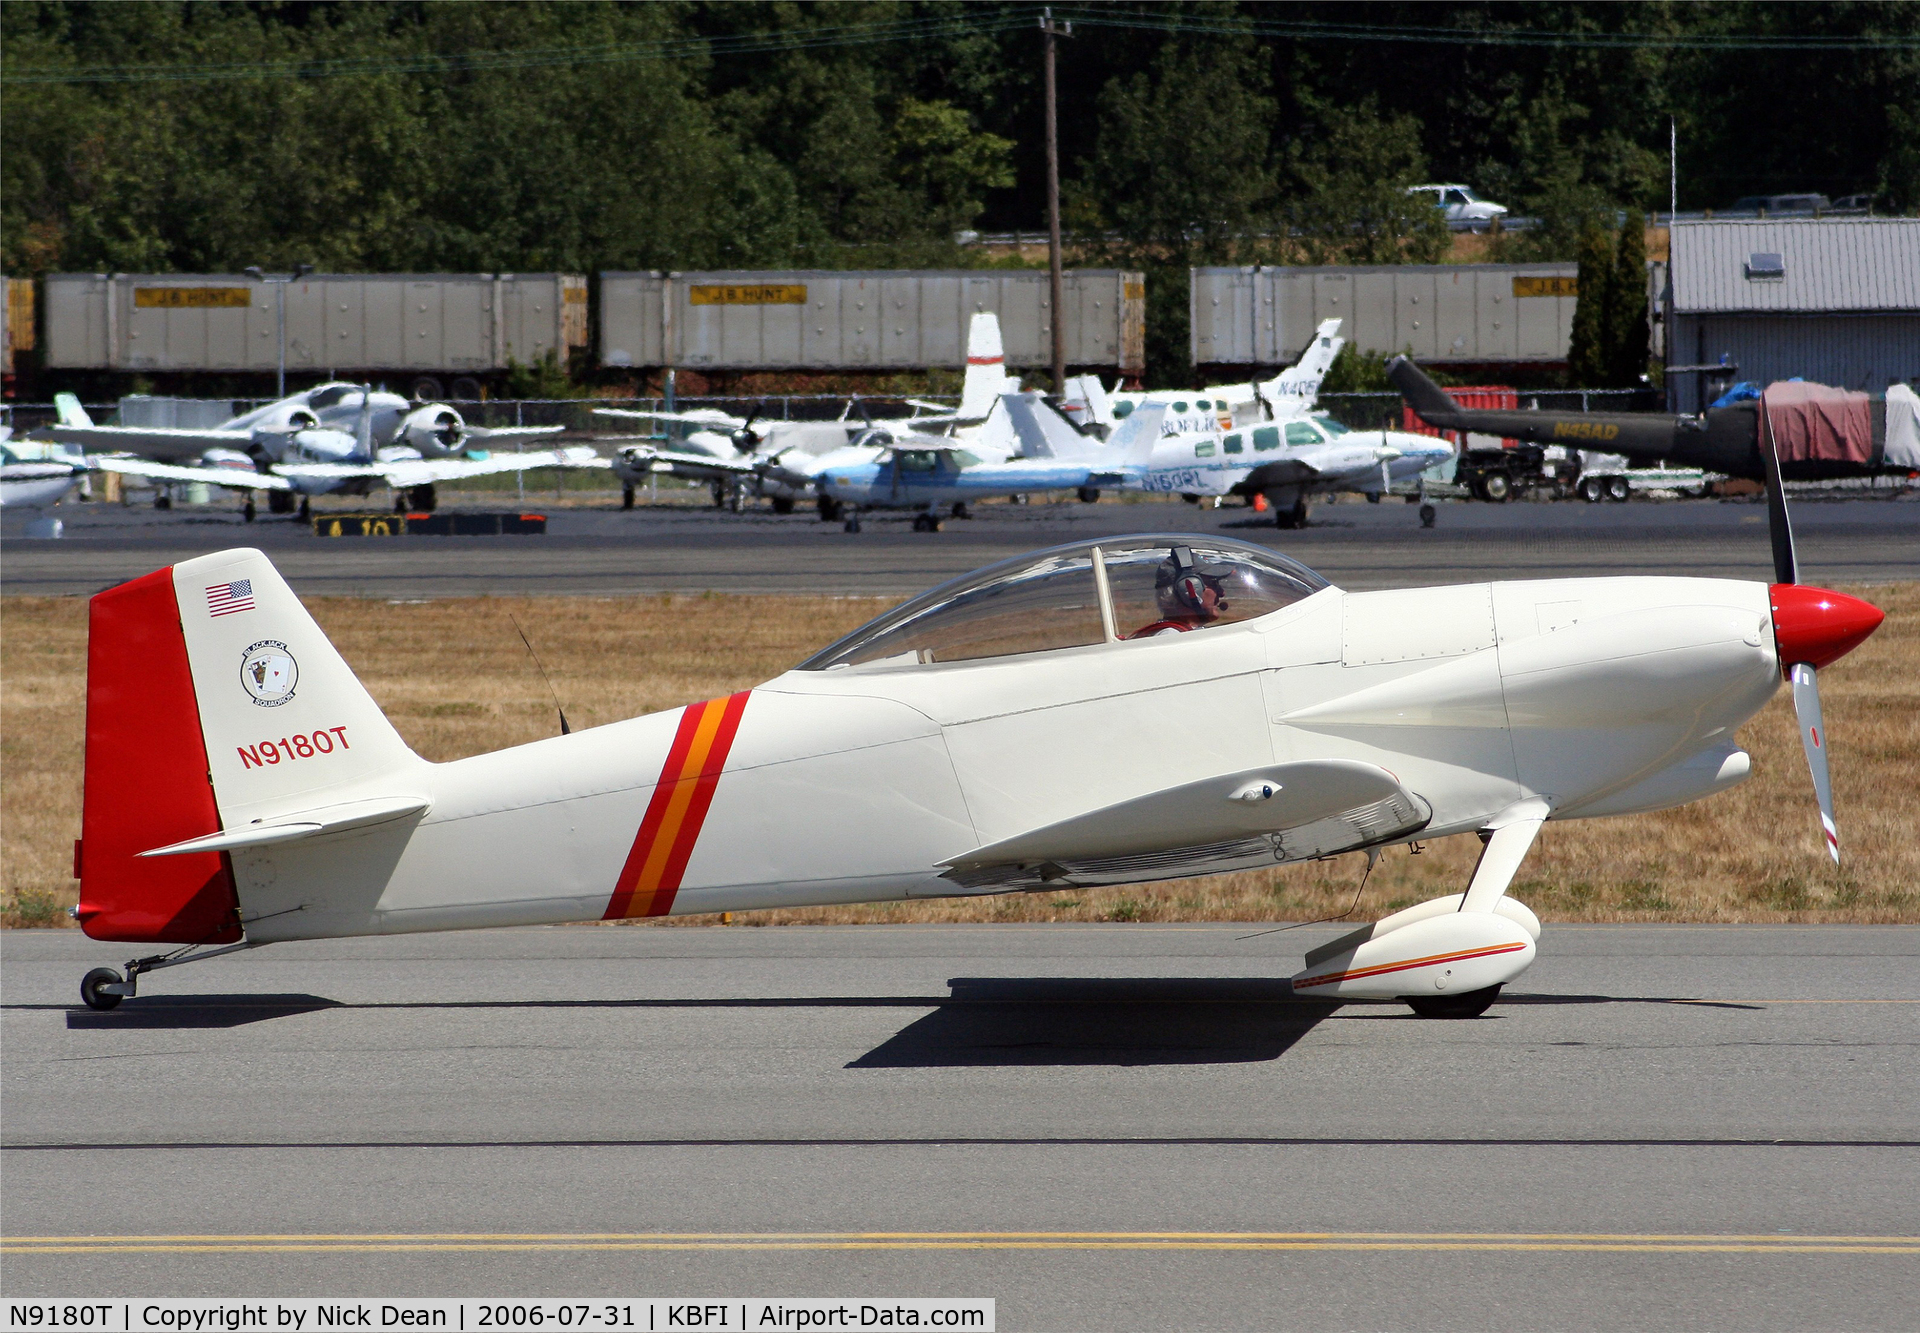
[1128,546,1232,638]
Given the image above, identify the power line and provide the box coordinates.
[1059,8,1917,52]
[0,11,1029,86]
[5,5,1910,86]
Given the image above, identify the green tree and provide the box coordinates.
[1285,96,1448,265]
[1608,210,1650,387]
[1566,224,1614,388]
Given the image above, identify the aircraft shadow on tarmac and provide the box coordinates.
[39,987,1757,1036]
[850,978,1342,1068]
[63,994,342,1029]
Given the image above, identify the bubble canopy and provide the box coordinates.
[798,534,1330,670]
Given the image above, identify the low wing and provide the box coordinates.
[89,455,291,492]
[463,425,565,444]
[279,446,605,488]
[940,759,1430,889]
[39,424,250,458]
[616,446,759,478]
[593,407,746,429]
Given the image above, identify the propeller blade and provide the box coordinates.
[355,385,374,458]
[1758,393,1798,585]
[1790,662,1841,863]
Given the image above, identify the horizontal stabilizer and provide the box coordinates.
[140,795,430,858]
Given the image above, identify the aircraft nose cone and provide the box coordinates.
[1769,584,1884,670]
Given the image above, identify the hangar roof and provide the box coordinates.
[1669,219,1920,314]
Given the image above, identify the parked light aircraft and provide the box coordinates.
[592,312,1025,512]
[1126,413,1456,529]
[40,389,581,517]
[1067,319,1349,437]
[71,419,1881,1020]
[1,427,88,513]
[816,399,1166,531]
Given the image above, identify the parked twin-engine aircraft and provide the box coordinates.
[71,415,1881,1018]
[39,386,575,517]
[1070,318,1349,436]
[1124,412,1455,528]
[593,313,1026,512]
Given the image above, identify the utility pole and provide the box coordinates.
[1041,8,1072,396]
[245,263,313,399]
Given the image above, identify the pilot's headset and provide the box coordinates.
[1156,545,1232,614]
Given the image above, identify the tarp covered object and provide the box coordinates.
[1886,384,1920,470]
[1760,380,1873,464]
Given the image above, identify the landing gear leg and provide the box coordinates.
[79,939,261,1011]
[298,496,311,521]
[243,497,256,523]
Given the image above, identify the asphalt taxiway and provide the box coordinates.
[4,924,1916,1330]
[3,494,1916,597]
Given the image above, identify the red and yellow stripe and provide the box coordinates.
[1293,940,1527,991]
[604,692,751,920]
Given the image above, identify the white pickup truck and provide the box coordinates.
[1408,184,1510,232]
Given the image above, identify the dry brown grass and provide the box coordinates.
[5,585,1916,929]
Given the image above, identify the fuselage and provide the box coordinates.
[1127,422,1455,498]
[226,567,1780,943]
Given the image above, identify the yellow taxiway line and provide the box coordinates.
[7,1231,1917,1255]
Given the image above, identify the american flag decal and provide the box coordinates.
[205,579,255,617]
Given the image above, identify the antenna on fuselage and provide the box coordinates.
[508,611,571,736]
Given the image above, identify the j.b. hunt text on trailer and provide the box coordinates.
[2,1302,994,1332]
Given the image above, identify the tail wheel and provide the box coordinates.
[1405,984,1502,1019]
[80,968,124,1012]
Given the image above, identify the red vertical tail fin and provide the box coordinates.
[76,568,241,943]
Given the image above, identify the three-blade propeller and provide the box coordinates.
[1758,399,1883,864]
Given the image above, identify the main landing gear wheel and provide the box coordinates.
[770,495,796,516]
[408,483,437,512]
[951,501,972,520]
[298,496,311,521]
[818,496,843,523]
[622,483,636,510]
[912,512,943,533]
[80,967,123,1011]
[1077,486,1101,504]
[243,497,256,523]
[1404,984,1502,1019]
[843,511,863,533]
[1419,503,1437,528]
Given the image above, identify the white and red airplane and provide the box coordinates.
[71,440,1882,1016]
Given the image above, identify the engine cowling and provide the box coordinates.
[399,404,468,458]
